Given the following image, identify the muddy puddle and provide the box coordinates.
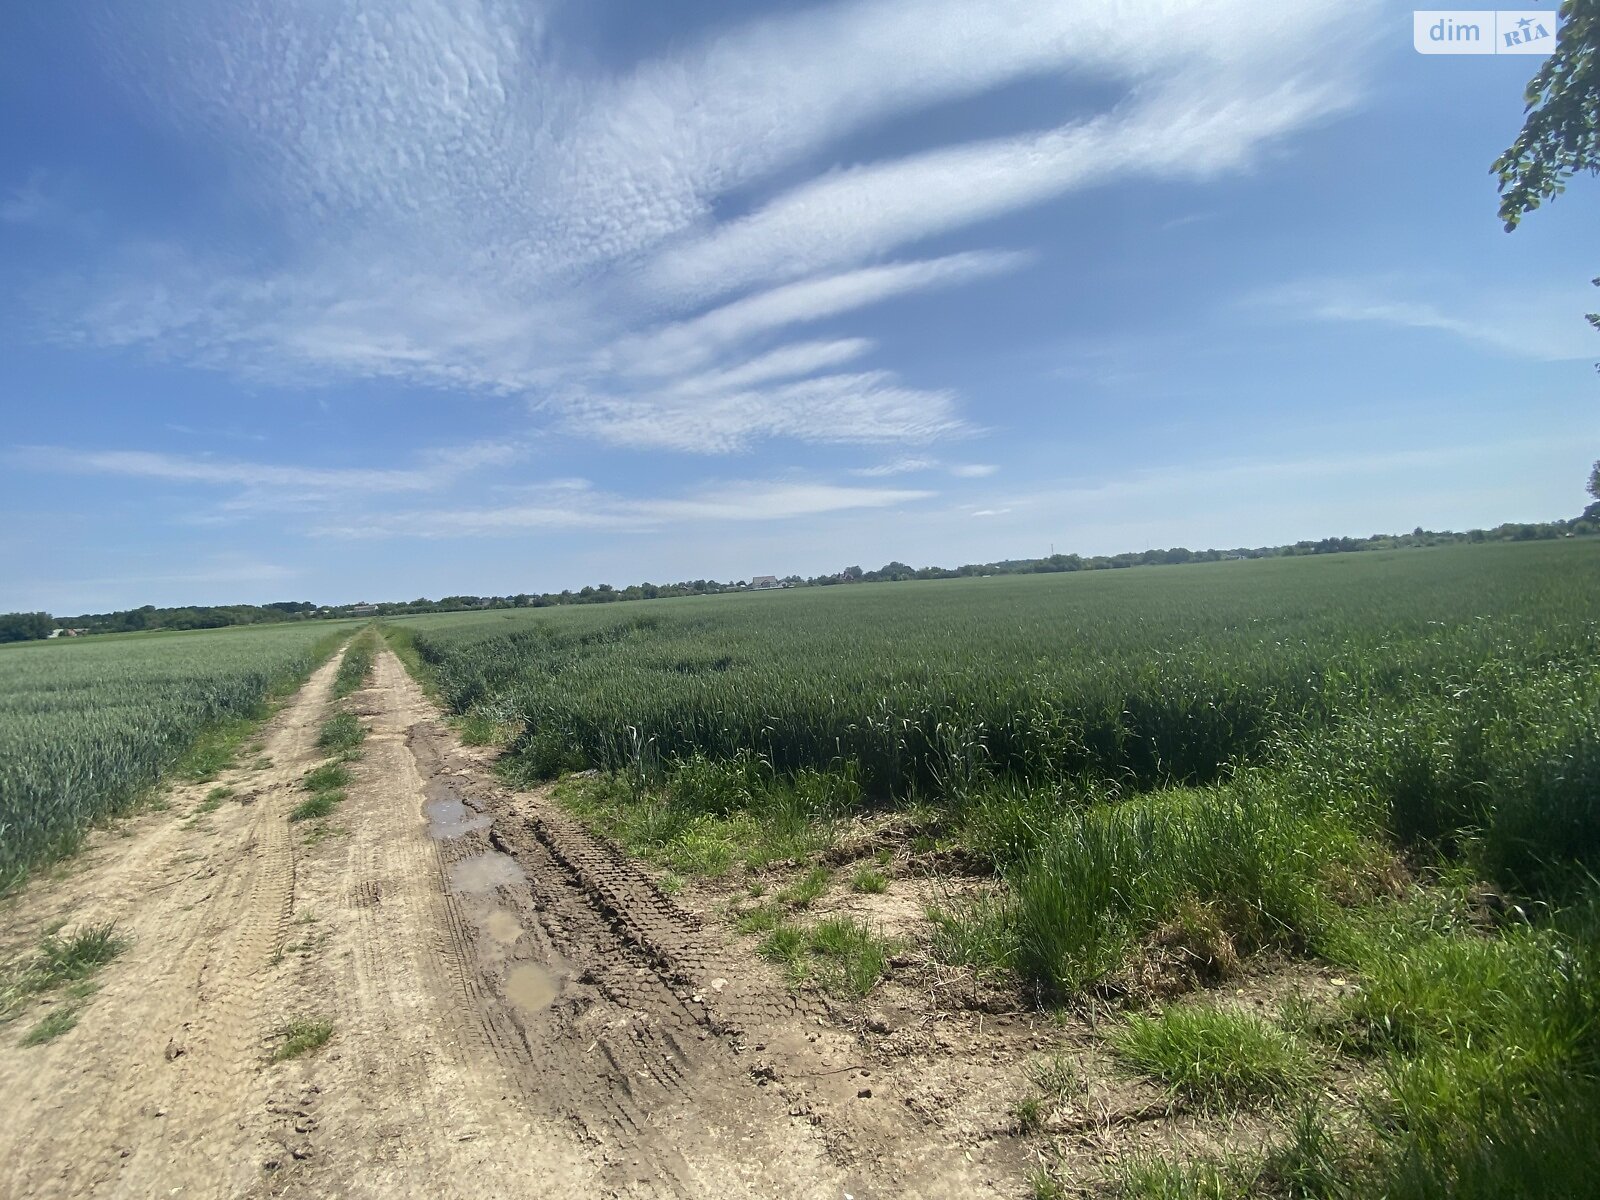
[424,795,491,839]
[505,962,559,1014]
[448,851,526,894]
[481,908,523,946]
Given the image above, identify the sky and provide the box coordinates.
[1,1,1596,613]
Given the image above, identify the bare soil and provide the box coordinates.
[0,647,1323,1197]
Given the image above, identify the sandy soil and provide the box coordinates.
[0,647,1042,1198]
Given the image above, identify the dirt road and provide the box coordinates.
[0,646,1015,1198]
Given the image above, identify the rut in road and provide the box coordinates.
[0,644,1011,1198]
[338,648,1003,1199]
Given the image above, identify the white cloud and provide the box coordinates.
[28,0,1378,457]
[12,441,520,512]
[663,339,875,395]
[649,78,1351,301]
[851,457,940,476]
[1250,278,1600,362]
[314,478,935,538]
[607,252,1027,379]
[559,371,965,453]
[950,463,998,478]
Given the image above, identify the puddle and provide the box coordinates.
[424,796,491,839]
[482,908,523,946]
[448,851,526,894]
[505,962,559,1014]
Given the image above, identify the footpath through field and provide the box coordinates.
[0,646,1006,1198]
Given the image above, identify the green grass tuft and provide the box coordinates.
[760,916,891,997]
[316,710,366,755]
[270,1017,334,1062]
[850,866,889,894]
[333,628,379,697]
[21,1004,81,1046]
[778,865,831,908]
[1111,1004,1316,1110]
[289,793,342,822]
[302,762,351,793]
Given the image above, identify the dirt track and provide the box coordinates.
[0,646,1015,1198]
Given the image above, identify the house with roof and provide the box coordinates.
[750,575,780,590]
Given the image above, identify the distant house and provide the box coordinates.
[349,604,379,615]
[750,575,780,590]
[47,629,62,639]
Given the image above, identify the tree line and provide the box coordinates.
[4,503,1593,643]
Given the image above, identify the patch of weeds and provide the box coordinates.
[851,866,889,894]
[551,770,839,880]
[172,711,265,783]
[760,917,891,997]
[1028,1052,1088,1104]
[300,822,346,847]
[190,789,229,820]
[735,903,785,935]
[316,711,366,756]
[1257,1104,1353,1198]
[1111,1004,1315,1110]
[333,628,379,697]
[1013,1094,1047,1133]
[812,916,891,996]
[285,930,330,956]
[37,923,128,983]
[290,793,341,823]
[1014,1053,1087,1135]
[270,1017,334,1062]
[928,891,1017,979]
[21,1004,81,1046]
[302,762,351,793]
[1116,1156,1251,1200]
[939,776,1349,998]
[778,865,832,909]
[1028,1165,1069,1200]
[658,872,685,897]
[758,924,808,971]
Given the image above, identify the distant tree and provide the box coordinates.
[1495,2,1600,335]
[1589,458,1600,500]
[0,612,54,643]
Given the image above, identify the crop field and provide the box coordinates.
[0,622,352,887]
[396,540,1600,1197]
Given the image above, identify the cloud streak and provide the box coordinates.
[313,479,936,539]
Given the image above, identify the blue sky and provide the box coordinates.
[2,2,1595,612]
